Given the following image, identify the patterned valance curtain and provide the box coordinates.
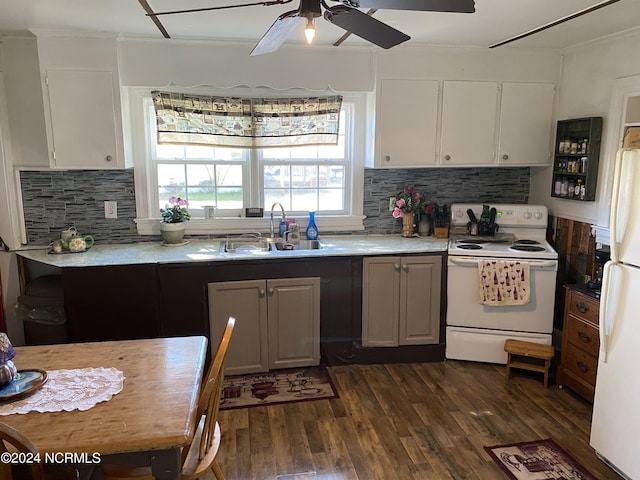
[151,91,342,148]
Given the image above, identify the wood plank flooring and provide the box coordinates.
[217,360,622,479]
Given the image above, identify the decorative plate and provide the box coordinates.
[0,369,48,402]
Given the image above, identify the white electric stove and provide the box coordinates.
[446,204,558,364]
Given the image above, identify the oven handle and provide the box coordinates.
[448,257,558,269]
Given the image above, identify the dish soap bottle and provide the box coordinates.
[306,211,319,240]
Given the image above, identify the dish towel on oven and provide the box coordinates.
[479,260,531,306]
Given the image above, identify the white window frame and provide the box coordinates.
[127,87,365,236]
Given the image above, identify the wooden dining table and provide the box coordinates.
[2,336,208,480]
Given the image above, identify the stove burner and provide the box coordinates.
[510,245,546,252]
[457,244,483,250]
[514,239,541,245]
[458,239,488,244]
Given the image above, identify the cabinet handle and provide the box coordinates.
[576,361,589,373]
[502,154,509,160]
[267,287,274,296]
[105,155,113,162]
[394,264,400,272]
[577,331,591,343]
[259,288,266,297]
[402,264,409,272]
[444,155,451,161]
[576,302,589,314]
[385,155,391,162]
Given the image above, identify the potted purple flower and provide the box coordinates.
[160,196,191,245]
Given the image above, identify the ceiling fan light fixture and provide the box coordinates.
[304,15,316,43]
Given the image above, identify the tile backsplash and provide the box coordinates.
[20,167,529,245]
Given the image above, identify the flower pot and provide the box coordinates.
[160,222,186,244]
[401,212,416,238]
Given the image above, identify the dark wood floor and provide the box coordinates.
[217,360,622,479]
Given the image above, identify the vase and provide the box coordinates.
[401,212,415,237]
[418,214,431,236]
[160,222,186,244]
[306,211,319,240]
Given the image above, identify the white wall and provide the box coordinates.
[530,28,640,226]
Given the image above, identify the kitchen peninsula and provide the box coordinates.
[17,235,448,368]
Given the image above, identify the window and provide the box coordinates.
[133,90,365,235]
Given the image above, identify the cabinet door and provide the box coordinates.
[440,81,498,165]
[208,280,269,375]
[399,256,442,345]
[45,70,122,169]
[267,277,320,370]
[362,257,401,347]
[498,82,555,166]
[377,79,439,167]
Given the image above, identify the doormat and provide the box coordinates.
[219,365,338,410]
[485,438,597,480]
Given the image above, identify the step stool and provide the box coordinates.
[504,339,555,388]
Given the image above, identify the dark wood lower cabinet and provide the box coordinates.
[62,264,160,342]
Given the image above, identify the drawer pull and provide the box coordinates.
[577,331,591,343]
[576,361,589,373]
[576,302,589,314]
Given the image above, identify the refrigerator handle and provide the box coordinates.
[609,148,628,263]
[599,261,615,363]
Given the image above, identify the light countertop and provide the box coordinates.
[16,235,449,268]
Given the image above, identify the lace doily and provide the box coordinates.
[0,367,125,415]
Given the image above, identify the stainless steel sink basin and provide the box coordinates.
[221,237,270,253]
[272,240,322,251]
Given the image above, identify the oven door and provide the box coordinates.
[446,256,557,333]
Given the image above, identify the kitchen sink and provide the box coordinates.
[272,240,322,251]
[221,237,270,253]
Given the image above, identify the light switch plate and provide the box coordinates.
[104,201,117,218]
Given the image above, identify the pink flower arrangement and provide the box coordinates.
[392,186,432,218]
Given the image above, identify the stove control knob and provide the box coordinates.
[534,211,543,220]
[523,211,532,219]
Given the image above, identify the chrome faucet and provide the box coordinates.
[270,202,287,238]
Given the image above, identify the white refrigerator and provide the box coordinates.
[590,148,640,480]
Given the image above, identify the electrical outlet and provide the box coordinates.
[104,201,117,219]
[389,197,396,211]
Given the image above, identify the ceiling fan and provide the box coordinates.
[145,0,475,56]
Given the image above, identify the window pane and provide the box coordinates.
[184,145,215,160]
[292,188,318,211]
[292,166,318,188]
[186,164,215,187]
[158,164,186,187]
[158,186,187,210]
[320,165,344,187]
[319,188,344,210]
[156,144,185,159]
[264,165,291,188]
[264,189,291,211]
[217,165,243,186]
[188,187,216,209]
[217,187,243,209]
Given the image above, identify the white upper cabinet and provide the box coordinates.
[36,35,130,169]
[497,82,555,166]
[440,80,499,166]
[375,79,439,168]
[45,70,123,169]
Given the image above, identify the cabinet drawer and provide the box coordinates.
[562,344,597,386]
[568,292,599,325]
[565,315,599,357]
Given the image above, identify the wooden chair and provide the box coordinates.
[0,422,83,480]
[100,317,236,480]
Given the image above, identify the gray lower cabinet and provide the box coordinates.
[208,277,320,375]
[362,256,441,347]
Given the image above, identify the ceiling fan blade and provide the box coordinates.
[250,10,301,56]
[333,0,474,13]
[324,6,410,49]
[333,8,377,46]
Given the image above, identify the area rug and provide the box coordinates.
[219,365,338,410]
[485,439,597,480]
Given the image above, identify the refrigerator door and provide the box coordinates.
[590,262,640,480]
[610,148,640,265]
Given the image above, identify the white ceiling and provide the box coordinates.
[0,0,639,51]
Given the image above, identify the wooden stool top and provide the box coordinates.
[504,339,554,360]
